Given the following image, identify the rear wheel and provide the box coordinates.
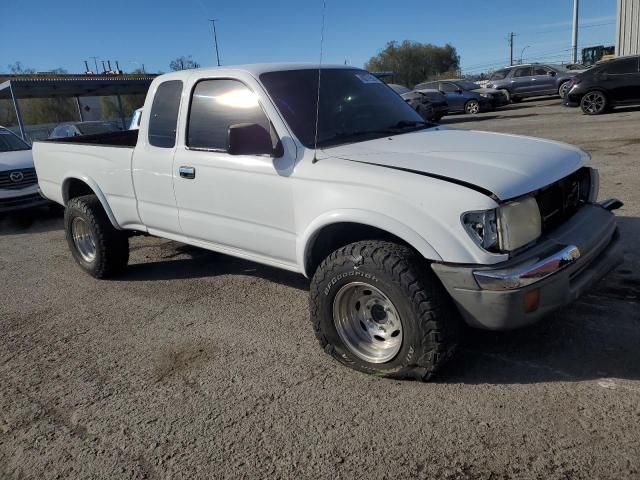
[558,81,571,99]
[580,91,607,115]
[64,195,129,278]
[464,99,480,114]
[309,240,461,381]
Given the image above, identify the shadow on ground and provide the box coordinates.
[0,205,63,236]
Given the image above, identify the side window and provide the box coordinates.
[533,66,551,75]
[187,79,271,151]
[514,67,532,78]
[606,58,638,75]
[439,82,459,93]
[148,80,183,148]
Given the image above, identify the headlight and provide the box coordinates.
[462,197,542,253]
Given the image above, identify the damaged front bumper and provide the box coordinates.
[431,201,624,330]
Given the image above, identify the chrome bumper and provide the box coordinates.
[472,198,623,291]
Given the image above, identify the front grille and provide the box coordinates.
[0,168,38,190]
[534,167,591,234]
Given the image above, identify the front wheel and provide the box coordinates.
[580,91,607,115]
[64,195,129,278]
[464,99,481,114]
[309,241,461,381]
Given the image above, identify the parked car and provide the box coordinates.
[487,63,583,101]
[388,84,449,121]
[565,55,640,115]
[34,64,623,381]
[414,79,508,114]
[48,121,122,139]
[129,108,143,130]
[0,127,48,213]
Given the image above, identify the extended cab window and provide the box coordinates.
[148,80,183,148]
[187,79,271,151]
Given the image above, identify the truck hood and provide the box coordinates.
[321,128,588,200]
[0,149,34,171]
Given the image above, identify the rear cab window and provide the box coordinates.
[148,80,183,148]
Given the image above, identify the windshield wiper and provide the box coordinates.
[317,121,432,147]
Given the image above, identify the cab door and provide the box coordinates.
[171,77,298,265]
[604,57,640,103]
[509,66,533,96]
[132,79,183,234]
[530,66,557,95]
[438,82,465,110]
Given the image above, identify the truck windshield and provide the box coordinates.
[260,68,429,148]
[0,128,30,152]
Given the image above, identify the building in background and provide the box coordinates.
[616,0,640,56]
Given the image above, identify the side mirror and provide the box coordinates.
[548,71,557,77]
[457,89,463,94]
[228,123,276,156]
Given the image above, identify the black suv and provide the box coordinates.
[564,55,640,115]
[486,64,582,102]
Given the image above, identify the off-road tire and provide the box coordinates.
[309,240,461,381]
[64,195,129,278]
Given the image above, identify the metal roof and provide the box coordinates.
[0,74,157,99]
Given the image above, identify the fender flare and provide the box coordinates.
[298,209,442,277]
[61,173,121,229]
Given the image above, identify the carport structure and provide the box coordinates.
[0,74,156,140]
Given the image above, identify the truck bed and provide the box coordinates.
[46,129,138,148]
[33,131,142,229]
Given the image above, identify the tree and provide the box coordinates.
[7,62,35,74]
[169,56,200,71]
[365,41,461,88]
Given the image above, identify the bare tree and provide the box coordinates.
[169,56,200,71]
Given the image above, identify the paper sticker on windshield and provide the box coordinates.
[355,72,381,84]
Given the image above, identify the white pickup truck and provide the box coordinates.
[33,64,623,380]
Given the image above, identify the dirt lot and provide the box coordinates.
[1,99,639,480]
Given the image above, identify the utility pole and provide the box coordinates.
[572,0,580,64]
[508,32,515,65]
[209,19,221,66]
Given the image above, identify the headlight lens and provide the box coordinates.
[462,197,542,253]
[497,197,542,251]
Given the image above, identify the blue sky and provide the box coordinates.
[0,0,617,74]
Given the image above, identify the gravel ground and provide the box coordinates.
[1,99,639,480]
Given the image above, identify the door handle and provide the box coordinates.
[179,166,196,179]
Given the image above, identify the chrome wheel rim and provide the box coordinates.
[467,101,480,114]
[559,82,570,98]
[71,217,96,263]
[332,282,403,364]
[582,92,605,114]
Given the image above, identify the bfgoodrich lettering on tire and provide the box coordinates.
[309,240,461,381]
[64,195,129,279]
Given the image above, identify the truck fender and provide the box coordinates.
[298,209,442,277]
[61,174,121,230]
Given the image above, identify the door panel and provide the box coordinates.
[133,80,183,234]
[172,78,297,264]
[439,82,465,110]
[530,66,556,94]
[509,67,533,95]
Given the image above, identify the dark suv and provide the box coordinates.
[486,64,582,102]
[565,55,640,115]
